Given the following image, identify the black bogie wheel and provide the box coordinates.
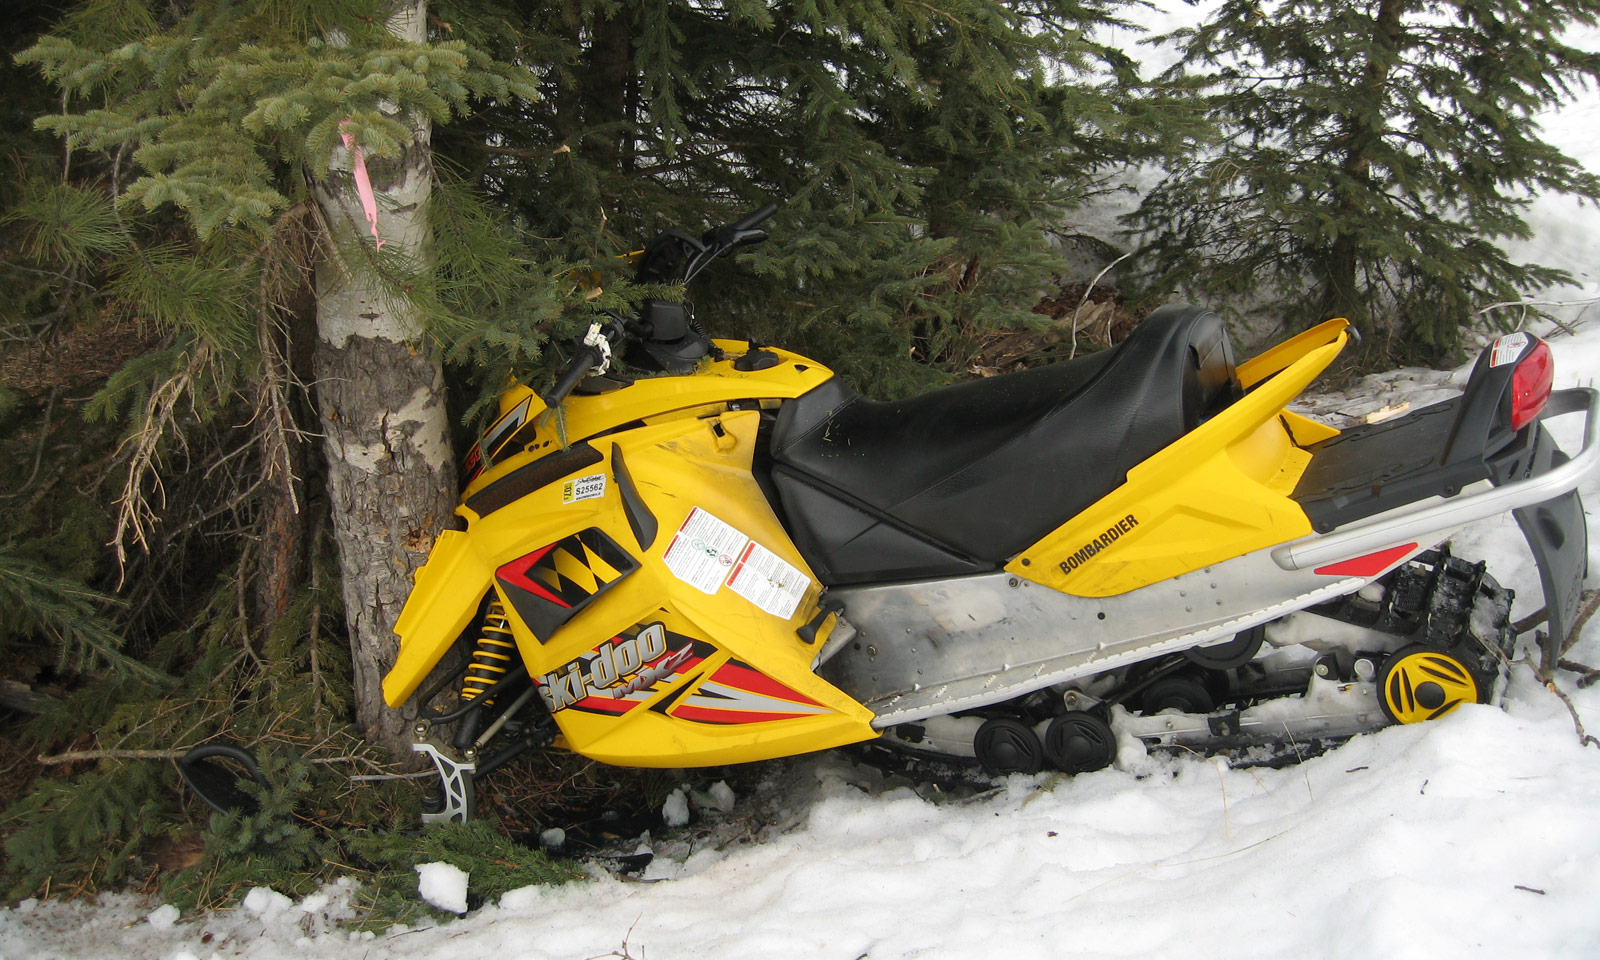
[1141,675,1216,715]
[1184,624,1265,671]
[1043,712,1117,774]
[973,717,1044,776]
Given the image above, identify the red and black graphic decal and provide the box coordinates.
[464,397,534,484]
[495,529,637,643]
[534,622,714,717]
[669,659,834,725]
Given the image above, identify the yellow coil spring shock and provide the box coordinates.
[460,599,517,701]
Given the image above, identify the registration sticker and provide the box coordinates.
[561,473,606,504]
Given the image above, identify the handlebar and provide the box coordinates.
[541,343,605,407]
[543,202,778,405]
[731,202,778,232]
[543,314,626,407]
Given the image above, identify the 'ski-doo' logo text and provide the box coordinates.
[536,623,693,712]
[1059,514,1140,574]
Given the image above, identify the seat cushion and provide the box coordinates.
[771,305,1238,569]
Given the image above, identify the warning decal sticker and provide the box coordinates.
[1490,332,1529,368]
[663,507,749,595]
[726,540,809,620]
[661,508,812,617]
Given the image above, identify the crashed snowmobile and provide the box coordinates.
[380,205,1596,823]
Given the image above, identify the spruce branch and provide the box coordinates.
[0,547,171,685]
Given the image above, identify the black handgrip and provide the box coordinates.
[542,344,603,407]
[731,202,778,232]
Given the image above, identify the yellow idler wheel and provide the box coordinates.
[1378,645,1481,725]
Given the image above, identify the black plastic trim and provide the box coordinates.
[611,443,658,551]
[1293,336,1543,533]
[179,744,268,815]
[466,444,603,517]
[1292,399,1492,532]
[1503,429,1589,664]
[495,528,639,644]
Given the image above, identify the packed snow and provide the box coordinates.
[415,863,470,916]
[5,3,1600,959]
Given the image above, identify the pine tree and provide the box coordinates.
[1125,0,1600,361]
[447,0,1194,395]
[1,0,1198,904]
[16,0,545,757]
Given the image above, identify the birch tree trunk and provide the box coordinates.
[312,0,457,760]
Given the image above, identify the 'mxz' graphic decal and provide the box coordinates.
[535,623,710,717]
[669,660,834,724]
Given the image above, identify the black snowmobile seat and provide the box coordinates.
[769,305,1239,581]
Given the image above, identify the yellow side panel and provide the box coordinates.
[570,696,879,768]
[465,341,834,501]
[545,409,875,765]
[1009,319,1350,597]
[384,530,494,707]
[412,406,875,766]
[1236,318,1350,388]
[1281,409,1341,446]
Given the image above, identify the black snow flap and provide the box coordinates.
[1505,428,1589,663]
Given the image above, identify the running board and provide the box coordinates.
[821,546,1382,728]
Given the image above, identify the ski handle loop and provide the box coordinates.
[178,742,270,816]
[542,201,779,407]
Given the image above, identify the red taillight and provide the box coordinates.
[1510,339,1553,431]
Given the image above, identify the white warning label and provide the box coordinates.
[1490,332,1529,368]
[662,508,748,595]
[726,540,811,620]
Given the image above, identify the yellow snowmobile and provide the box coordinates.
[381,205,1597,823]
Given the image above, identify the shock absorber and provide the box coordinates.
[460,599,517,702]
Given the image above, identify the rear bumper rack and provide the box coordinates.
[1272,387,1597,573]
[1276,386,1596,650]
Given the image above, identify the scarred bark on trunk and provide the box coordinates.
[312,337,454,757]
[312,0,457,760]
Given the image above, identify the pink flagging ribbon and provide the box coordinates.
[340,125,384,251]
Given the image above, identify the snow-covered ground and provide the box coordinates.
[5,4,1600,959]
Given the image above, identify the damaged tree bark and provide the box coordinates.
[312,0,457,760]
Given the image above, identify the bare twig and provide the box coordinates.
[1068,250,1135,360]
[1512,607,1547,636]
[586,916,647,960]
[1557,659,1600,689]
[1542,676,1599,750]
[1560,590,1600,660]
[37,748,185,765]
[1473,295,1599,331]
[108,347,209,581]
